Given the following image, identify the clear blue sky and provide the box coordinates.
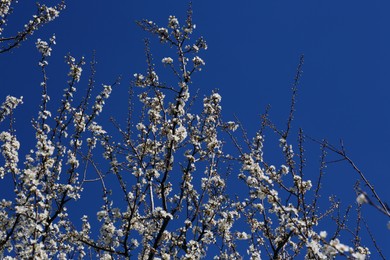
[1,0,389,257]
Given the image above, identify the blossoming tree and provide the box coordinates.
[0,3,388,259]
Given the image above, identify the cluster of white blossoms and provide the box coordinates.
[25,4,61,32]
[0,1,11,16]
[36,35,56,58]
[0,0,11,21]
[168,15,179,29]
[41,6,60,22]
[192,56,205,67]
[67,55,84,83]
[134,70,159,87]
[0,96,23,124]
[92,85,112,115]
[1,1,65,53]
[0,131,20,178]
[0,0,11,36]
[306,237,371,260]
[0,96,23,176]
[0,11,386,260]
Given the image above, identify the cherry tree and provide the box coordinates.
[0,4,388,259]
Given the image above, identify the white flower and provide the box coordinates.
[192,45,199,52]
[306,239,326,259]
[236,231,250,240]
[136,123,146,131]
[100,253,113,260]
[225,121,238,131]
[162,253,171,260]
[352,252,366,260]
[192,56,205,67]
[320,231,327,239]
[356,193,368,204]
[154,207,173,219]
[211,93,221,103]
[162,57,173,64]
[158,27,169,41]
[44,7,60,21]
[281,165,289,174]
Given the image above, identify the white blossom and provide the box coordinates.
[36,38,52,57]
[162,57,173,64]
[236,231,250,240]
[356,193,368,204]
[168,15,179,29]
[192,56,205,67]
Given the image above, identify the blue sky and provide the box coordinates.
[1,0,389,257]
